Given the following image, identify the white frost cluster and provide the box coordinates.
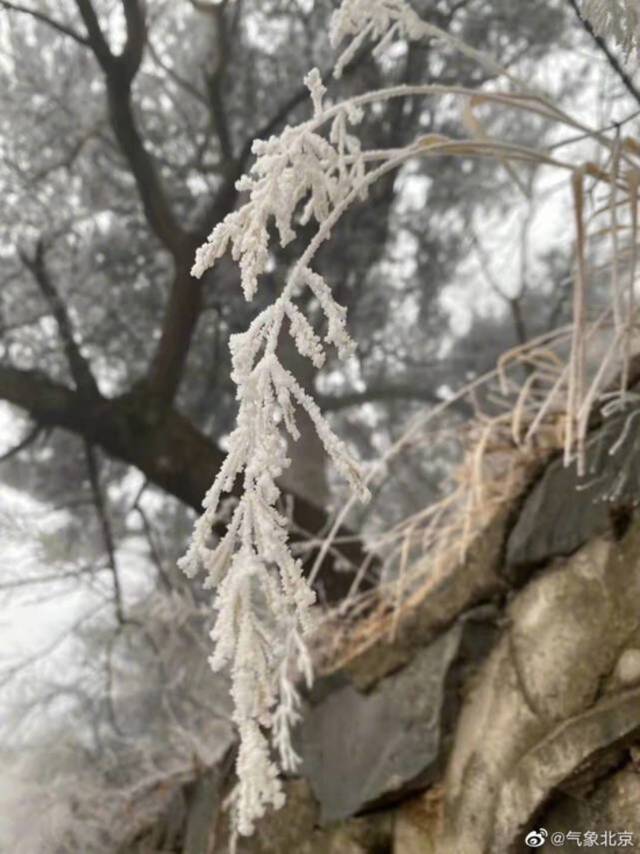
[330,0,424,76]
[583,0,640,55]
[181,0,626,829]
[178,330,362,832]
[182,0,524,835]
[181,64,375,837]
[180,0,513,834]
[192,69,366,300]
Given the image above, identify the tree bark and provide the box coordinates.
[0,365,367,599]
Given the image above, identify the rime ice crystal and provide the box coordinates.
[330,0,424,76]
[179,0,435,837]
[180,63,374,833]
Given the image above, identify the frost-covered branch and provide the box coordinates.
[330,0,528,86]
[179,0,628,837]
[180,67,414,830]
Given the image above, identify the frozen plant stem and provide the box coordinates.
[179,0,627,837]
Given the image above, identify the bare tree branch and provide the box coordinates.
[0,565,99,590]
[135,512,172,591]
[120,0,146,81]
[19,239,100,398]
[73,0,113,66]
[35,0,202,406]
[0,1,89,46]
[470,230,529,347]
[84,440,125,625]
[74,0,190,257]
[71,0,204,405]
[131,486,173,591]
[0,422,42,462]
[145,263,204,404]
[147,39,208,106]
[0,364,225,510]
[73,0,113,68]
[203,2,234,164]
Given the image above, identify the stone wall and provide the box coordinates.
[122,436,640,854]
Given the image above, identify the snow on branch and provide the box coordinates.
[180,61,380,836]
[179,0,556,837]
[329,0,526,86]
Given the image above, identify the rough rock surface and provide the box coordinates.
[297,606,500,824]
[506,455,611,571]
[292,505,509,825]
[393,790,442,854]
[541,763,640,852]
[122,419,640,854]
[216,779,394,854]
[298,623,463,823]
[439,522,640,854]
[507,412,640,573]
